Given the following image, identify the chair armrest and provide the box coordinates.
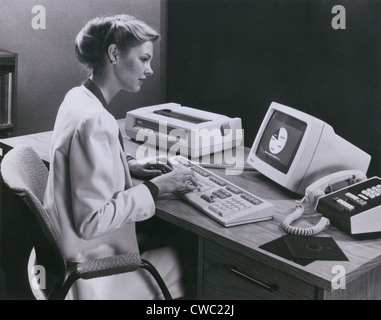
[60,253,173,300]
[76,253,142,280]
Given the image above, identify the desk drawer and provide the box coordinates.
[202,240,317,300]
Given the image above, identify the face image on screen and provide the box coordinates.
[256,110,307,174]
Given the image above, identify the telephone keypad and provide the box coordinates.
[316,177,381,236]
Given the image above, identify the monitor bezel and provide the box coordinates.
[247,102,326,192]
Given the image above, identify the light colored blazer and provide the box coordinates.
[43,85,155,262]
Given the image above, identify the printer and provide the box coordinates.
[125,103,243,158]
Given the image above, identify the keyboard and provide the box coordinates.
[168,155,274,227]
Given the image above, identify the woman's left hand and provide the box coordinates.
[127,158,173,179]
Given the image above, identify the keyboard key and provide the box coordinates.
[209,176,226,186]
[201,194,215,203]
[212,189,232,199]
[241,193,262,205]
[226,185,241,194]
[217,208,234,217]
[190,165,210,177]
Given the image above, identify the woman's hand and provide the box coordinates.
[128,158,173,179]
[150,168,199,196]
[127,155,199,195]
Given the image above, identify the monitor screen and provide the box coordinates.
[248,102,371,195]
[256,110,307,174]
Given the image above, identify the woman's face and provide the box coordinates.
[116,41,154,93]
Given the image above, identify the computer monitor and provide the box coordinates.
[247,102,371,195]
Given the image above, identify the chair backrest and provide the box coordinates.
[0,145,67,299]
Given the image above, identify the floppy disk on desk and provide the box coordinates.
[125,103,242,158]
[259,235,348,266]
[259,237,313,266]
[282,235,348,261]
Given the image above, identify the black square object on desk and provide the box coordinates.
[282,235,349,261]
[259,237,314,266]
[259,235,349,266]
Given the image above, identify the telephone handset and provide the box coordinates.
[305,170,367,207]
[282,170,367,236]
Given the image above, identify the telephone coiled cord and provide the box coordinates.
[281,198,330,236]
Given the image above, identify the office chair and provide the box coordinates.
[0,145,172,300]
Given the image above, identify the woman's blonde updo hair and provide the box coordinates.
[75,14,160,74]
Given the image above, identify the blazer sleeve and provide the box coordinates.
[69,111,156,240]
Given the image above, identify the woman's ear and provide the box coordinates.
[107,44,118,64]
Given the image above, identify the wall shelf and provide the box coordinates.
[0,50,17,138]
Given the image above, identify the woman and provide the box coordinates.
[43,14,198,299]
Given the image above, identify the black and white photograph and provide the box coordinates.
[0,0,381,306]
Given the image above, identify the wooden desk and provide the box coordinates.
[1,119,381,299]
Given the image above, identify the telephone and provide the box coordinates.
[282,170,367,236]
